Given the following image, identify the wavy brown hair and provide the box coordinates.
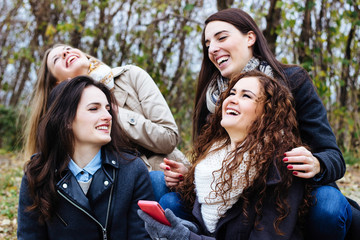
[25,76,135,223]
[179,71,311,235]
[192,8,310,142]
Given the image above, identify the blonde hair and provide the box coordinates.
[23,46,58,160]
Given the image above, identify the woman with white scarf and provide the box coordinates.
[139,71,311,239]
[161,8,356,240]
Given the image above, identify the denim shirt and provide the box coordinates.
[68,150,102,182]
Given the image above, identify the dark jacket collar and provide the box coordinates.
[56,149,119,213]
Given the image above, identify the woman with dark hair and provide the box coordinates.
[139,71,312,239]
[18,76,153,239]
[160,8,355,239]
[23,44,188,172]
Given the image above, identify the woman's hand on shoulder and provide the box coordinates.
[283,146,321,179]
[159,158,188,187]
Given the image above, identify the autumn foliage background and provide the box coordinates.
[0,0,359,238]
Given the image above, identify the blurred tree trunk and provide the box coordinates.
[9,57,31,106]
[6,0,54,106]
[313,0,325,81]
[217,0,234,10]
[263,0,281,54]
[298,0,313,66]
[116,0,136,66]
[349,3,360,154]
[29,0,60,44]
[90,0,107,57]
[323,0,335,114]
[70,0,89,48]
[337,26,354,148]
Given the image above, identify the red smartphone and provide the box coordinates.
[138,200,171,226]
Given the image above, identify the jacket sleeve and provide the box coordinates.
[17,175,49,240]
[189,232,216,240]
[116,65,179,154]
[287,66,345,185]
[127,158,155,240]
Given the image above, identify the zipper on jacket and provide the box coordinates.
[57,168,115,240]
[104,168,115,228]
[103,228,107,240]
[55,212,68,227]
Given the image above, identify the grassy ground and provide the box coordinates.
[1,152,359,239]
[0,152,22,240]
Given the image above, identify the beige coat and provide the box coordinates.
[112,65,188,170]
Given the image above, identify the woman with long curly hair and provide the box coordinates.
[161,8,356,239]
[18,76,153,239]
[138,71,311,239]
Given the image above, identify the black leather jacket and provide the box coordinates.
[18,150,154,240]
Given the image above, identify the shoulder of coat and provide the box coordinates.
[112,65,134,78]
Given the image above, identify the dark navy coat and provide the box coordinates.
[285,66,345,185]
[17,150,154,240]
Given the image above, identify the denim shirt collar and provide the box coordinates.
[68,150,102,179]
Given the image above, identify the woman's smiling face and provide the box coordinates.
[221,76,264,143]
[72,85,112,150]
[204,21,255,79]
[47,46,90,83]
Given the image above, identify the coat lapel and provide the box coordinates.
[57,172,92,213]
[86,166,114,203]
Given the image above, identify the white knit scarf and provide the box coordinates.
[194,143,256,233]
[88,57,115,90]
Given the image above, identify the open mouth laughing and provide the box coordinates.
[217,56,229,66]
[66,55,79,67]
[226,109,239,115]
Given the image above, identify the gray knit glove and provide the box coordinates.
[137,208,199,240]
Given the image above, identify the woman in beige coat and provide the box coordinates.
[23,44,188,172]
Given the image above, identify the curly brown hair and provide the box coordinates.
[178,71,311,235]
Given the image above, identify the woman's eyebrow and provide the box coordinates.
[86,102,101,107]
[231,88,257,97]
[241,89,257,97]
[205,30,229,44]
[213,30,229,37]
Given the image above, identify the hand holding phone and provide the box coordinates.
[138,200,171,226]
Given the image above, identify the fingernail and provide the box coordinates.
[283,158,288,162]
[287,165,293,170]
[166,167,170,170]
[284,153,287,157]
[179,175,183,178]
[179,176,184,181]
[293,171,298,175]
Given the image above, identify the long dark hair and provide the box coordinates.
[193,8,290,141]
[180,71,311,235]
[25,76,134,222]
